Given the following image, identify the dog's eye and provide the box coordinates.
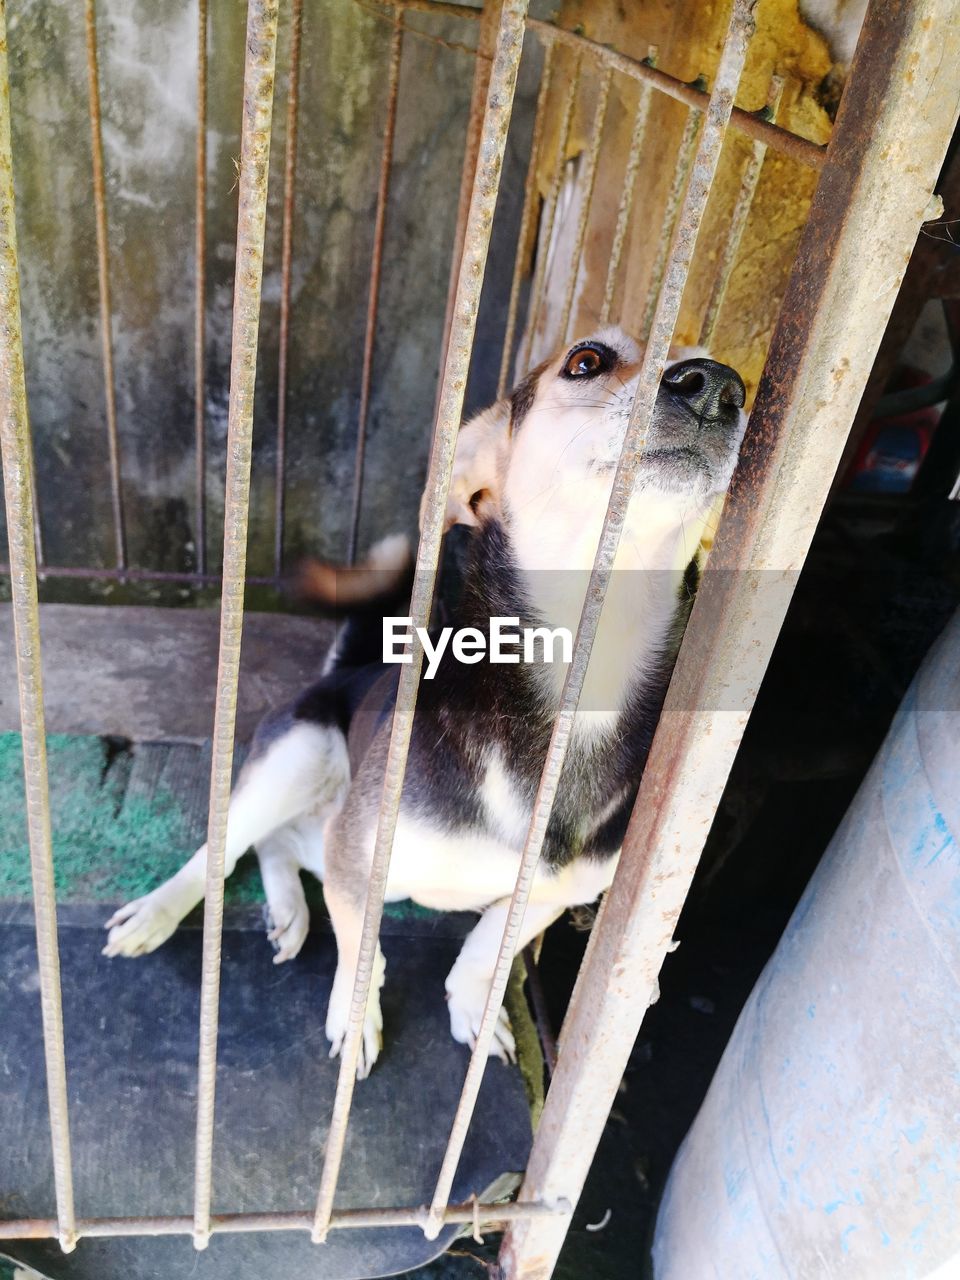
[562,344,611,379]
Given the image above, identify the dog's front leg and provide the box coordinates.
[322,875,385,1080]
[445,899,563,1062]
[103,724,333,958]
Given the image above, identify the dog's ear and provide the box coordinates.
[419,400,511,532]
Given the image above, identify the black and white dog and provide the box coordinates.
[103,327,746,1078]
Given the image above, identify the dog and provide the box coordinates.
[103,326,747,1079]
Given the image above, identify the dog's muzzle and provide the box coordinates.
[662,358,745,425]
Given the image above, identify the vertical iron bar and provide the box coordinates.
[274,0,303,578]
[501,0,960,1273]
[192,0,280,1250]
[640,102,701,340]
[311,0,529,1243]
[498,40,554,399]
[347,9,403,565]
[84,0,126,571]
[195,0,208,576]
[699,74,783,348]
[559,65,611,343]
[519,57,579,373]
[599,46,657,326]
[425,0,758,1241]
[0,4,77,1252]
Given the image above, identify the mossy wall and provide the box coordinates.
[0,0,543,598]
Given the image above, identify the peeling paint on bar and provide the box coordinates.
[311,0,530,1245]
[0,4,78,1253]
[192,0,281,1251]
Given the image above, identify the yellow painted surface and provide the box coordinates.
[529,0,835,404]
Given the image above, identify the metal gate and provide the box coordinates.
[0,0,958,1276]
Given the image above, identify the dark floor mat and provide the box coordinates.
[0,924,532,1279]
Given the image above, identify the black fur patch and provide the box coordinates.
[509,360,549,434]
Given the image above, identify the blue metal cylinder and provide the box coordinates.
[653,608,960,1279]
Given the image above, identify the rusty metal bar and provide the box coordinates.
[426,0,758,1242]
[599,46,657,326]
[0,7,77,1254]
[501,1,960,1274]
[84,0,126,572]
[700,74,783,348]
[559,64,611,343]
[347,9,403,564]
[433,0,505,423]
[498,39,553,398]
[195,0,208,576]
[193,0,280,1251]
[311,0,529,1243]
[274,0,303,577]
[641,104,701,341]
[527,17,826,171]
[520,55,580,373]
[0,1200,564,1242]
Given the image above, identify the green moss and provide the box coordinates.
[0,733,262,905]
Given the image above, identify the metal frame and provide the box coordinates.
[1,0,958,1275]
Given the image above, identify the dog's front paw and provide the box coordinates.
[445,968,516,1065]
[325,946,386,1079]
[102,893,180,958]
[265,898,309,964]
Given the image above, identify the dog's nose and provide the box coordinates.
[663,358,745,420]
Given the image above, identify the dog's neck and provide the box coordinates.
[460,489,711,730]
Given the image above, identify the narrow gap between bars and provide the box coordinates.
[310,0,530,1244]
[195,0,208,577]
[519,54,580,374]
[84,0,126,572]
[192,0,281,1251]
[275,0,304,578]
[348,8,404,565]
[423,0,759,1239]
[559,64,611,343]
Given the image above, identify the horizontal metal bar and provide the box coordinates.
[0,1200,567,1242]
[0,3,78,1253]
[527,17,826,171]
[501,0,960,1275]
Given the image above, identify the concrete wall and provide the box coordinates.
[1,0,543,601]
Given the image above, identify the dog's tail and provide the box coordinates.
[298,534,414,670]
